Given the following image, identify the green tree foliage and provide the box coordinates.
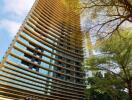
[81,0,132,37]
[84,29,132,100]
[85,72,129,100]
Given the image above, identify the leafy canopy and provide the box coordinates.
[84,29,132,99]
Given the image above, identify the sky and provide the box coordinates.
[0,0,35,61]
[0,0,132,62]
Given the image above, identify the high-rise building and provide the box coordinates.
[0,0,85,99]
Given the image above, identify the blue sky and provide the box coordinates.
[0,0,35,61]
[1,0,132,62]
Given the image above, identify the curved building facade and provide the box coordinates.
[0,0,85,99]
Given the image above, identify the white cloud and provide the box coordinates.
[0,0,35,37]
[0,19,21,37]
[3,0,35,16]
[3,0,25,16]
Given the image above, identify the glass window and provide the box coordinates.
[11,48,24,56]
[7,55,21,64]
[21,32,42,46]
[25,24,35,32]
[44,51,51,56]
[39,68,48,75]
[18,36,29,44]
[41,62,49,69]
[15,42,26,49]
[46,38,54,43]
[4,63,47,81]
[44,45,52,51]
[44,56,50,62]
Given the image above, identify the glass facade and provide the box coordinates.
[0,0,85,99]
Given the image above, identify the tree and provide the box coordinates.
[81,0,132,37]
[84,29,132,100]
[85,72,129,100]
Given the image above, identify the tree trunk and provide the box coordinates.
[127,79,132,100]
